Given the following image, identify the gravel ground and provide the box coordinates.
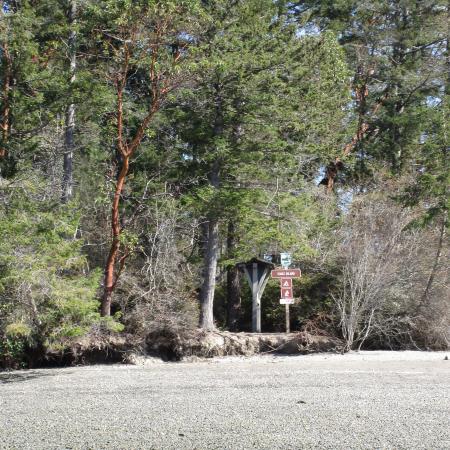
[1,351,449,450]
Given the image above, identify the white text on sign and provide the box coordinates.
[280,298,294,305]
[271,269,301,278]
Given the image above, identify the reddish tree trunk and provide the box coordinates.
[100,45,161,316]
[322,68,386,193]
[101,155,129,316]
[99,17,184,316]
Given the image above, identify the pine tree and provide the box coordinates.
[296,0,448,189]
[61,0,77,203]
[165,0,350,330]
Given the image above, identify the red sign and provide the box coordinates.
[280,287,293,299]
[280,278,292,288]
[271,269,301,278]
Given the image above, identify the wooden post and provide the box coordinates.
[252,262,261,333]
[285,304,290,333]
[240,259,273,334]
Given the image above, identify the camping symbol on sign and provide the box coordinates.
[280,287,293,299]
[281,278,292,288]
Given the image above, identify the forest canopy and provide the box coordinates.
[0,0,448,368]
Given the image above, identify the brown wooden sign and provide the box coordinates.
[280,287,293,299]
[271,267,301,334]
[271,269,301,278]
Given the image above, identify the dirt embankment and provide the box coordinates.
[13,330,342,369]
[142,330,342,361]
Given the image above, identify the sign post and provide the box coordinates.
[271,263,301,334]
[285,304,290,333]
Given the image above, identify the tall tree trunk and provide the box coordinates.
[419,216,447,309]
[199,159,220,329]
[101,69,130,317]
[198,220,209,259]
[0,41,12,161]
[226,220,241,331]
[99,25,167,316]
[101,155,130,316]
[199,217,219,330]
[199,84,223,330]
[62,0,77,203]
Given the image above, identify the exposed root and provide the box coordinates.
[141,329,343,361]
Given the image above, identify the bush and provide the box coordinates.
[0,184,115,368]
[331,192,449,351]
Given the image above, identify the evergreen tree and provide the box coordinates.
[165,0,350,329]
[295,0,448,189]
[1,0,448,366]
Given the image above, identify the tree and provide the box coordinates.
[0,174,111,368]
[0,1,42,176]
[166,1,350,330]
[0,1,12,163]
[332,194,413,351]
[84,0,201,316]
[400,70,449,308]
[62,0,77,203]
[296,0,448,191]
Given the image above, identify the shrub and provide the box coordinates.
[0,185,117,368]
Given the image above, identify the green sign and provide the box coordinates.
[280,252,292,268]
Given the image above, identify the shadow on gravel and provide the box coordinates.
[0,370,69,384]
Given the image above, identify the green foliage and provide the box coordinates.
[100,314,125,333]
[0,180,110,364]
[0,334,27,369]
[399,94,449,227]
[298,0,448,184]
[1,0,448,357]
[166,0,349,266]
[5,322,32,338]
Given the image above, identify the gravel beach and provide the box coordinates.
[1,351,449,449]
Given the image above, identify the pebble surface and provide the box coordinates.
[1,351,449,449]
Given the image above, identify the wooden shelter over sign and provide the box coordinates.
[237,257,275,333]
